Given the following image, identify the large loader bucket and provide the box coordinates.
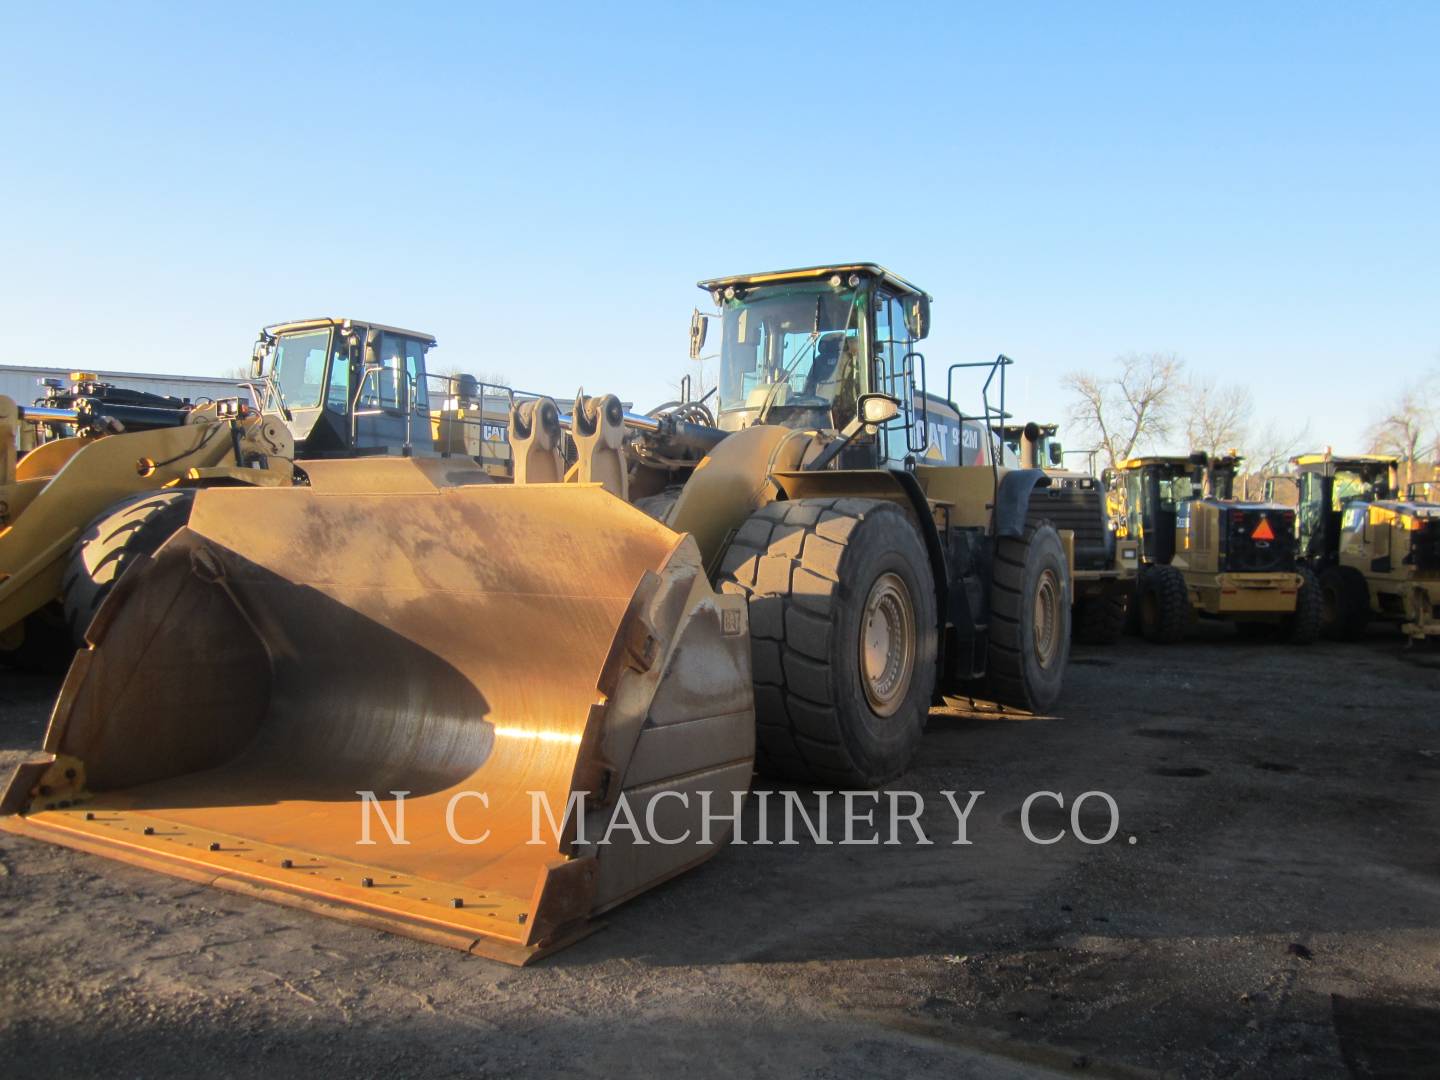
[1,484,755,964]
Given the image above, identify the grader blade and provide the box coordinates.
[1,484,755,964]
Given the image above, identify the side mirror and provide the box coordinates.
[905,295,931,340]
[688,309,708,360]
[249,340,267,380]
[1048,443,1064,466]
[858,392,900,426]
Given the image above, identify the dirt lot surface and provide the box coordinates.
[3,626,1439,1079]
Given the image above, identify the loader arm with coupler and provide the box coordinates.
[2,265,1074,963]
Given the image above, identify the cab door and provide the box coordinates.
[354,332,431,454]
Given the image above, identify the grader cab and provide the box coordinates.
[1279,453,1440,641]
[4,264,1076,963]
[1109,453,1320,643]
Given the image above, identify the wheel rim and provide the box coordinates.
[1033,568,1061,666]
[859,572,916,717]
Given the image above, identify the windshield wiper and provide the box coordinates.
[755,333,822,425]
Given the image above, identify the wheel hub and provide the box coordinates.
[1034,568,1061,666]
[859,572,916,717]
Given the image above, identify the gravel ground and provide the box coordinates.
[2,624,1439,1078]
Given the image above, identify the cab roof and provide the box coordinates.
[698,264,930,300]
[264,317,437,346]
[1115,456,1200,470]
[994,422,1060,436]
[1291,453,1397,472]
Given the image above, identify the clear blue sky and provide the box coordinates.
[2,2,1435,453]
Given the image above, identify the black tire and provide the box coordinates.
[1320,564,1371,641]
[717,497,938,787]
[987,522,1070,711]
[1072,589,1127,645]
[634,487,683,526]
[0,605,71,673]
[1137,564,1189,644]
[1278,566,1322,644]
[62,490,195,647]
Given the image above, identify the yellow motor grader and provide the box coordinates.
[3,264,1076,964]
[1278,453,1440,641]
[1107,452,1321,643]
[995,422,1138,644]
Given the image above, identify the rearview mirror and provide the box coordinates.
[858,393,900,426]
[249,340,267,380]
[688,309,708,360]
[1048,443,1063,466]
[905,295,931,340]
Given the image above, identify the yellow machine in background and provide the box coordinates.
[996,422,1138,644]
[1281,453,1440,641]
[3,264,1076,963]
[1108,453,1320,643]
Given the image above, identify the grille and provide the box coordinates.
[1223,508,1296,572]
[1035,483,1111,570]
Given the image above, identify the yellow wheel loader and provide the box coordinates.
[0,393,297,667]
[1108,453,1321,644]
[2,264,1074,964]
[1281,453,1440,641]
[995,422,1138,644]
[1,319,496,668]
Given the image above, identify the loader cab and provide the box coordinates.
[1288,454,1399,564]
[1207,455,1242,500]
[255,319,435,458]
[1113,457,1202,565]
[996,423,1065,470]
[695,264,930,469]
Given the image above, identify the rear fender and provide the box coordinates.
[995,469,1052,537]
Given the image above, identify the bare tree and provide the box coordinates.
[1236,421,1311,501]
[1183,376,1252,459]
[1064,352,1186,468]
[1366,377,1437,489]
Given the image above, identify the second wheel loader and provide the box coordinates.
[995,422,1138,644]
[3,263,1075,964]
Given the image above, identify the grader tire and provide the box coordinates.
[1137,564,1189,644]
[986,522,1070,711]
[1320,564,1371,641]
[1279,566,1323,645]
[62,490,195,646]
[717,497,938,787]
[1072,590,1127,645]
